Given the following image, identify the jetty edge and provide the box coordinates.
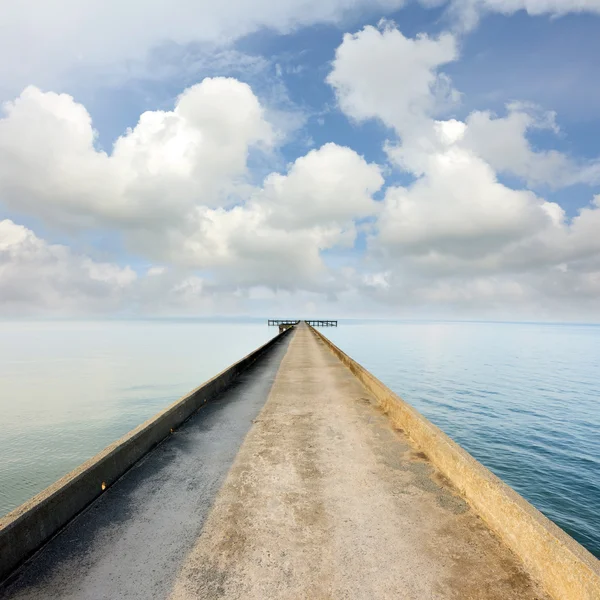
[0,325,295,584]
[308,322,600,600]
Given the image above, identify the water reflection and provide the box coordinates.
[0,320,272,516]
[326,320,600,558]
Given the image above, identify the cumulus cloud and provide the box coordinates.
[0,218,308,316]
[378,121,600,293]
[259,143,383,229]
[0,79,272,229]
[326,22,600,318]
[0,0,407,95]
[0,219,135,314]
[2,16,600,319]
[151,143,383,291]
[0,82,384,304]
[378,146,559,259]
[327,23,460,137]
[463,104,600,188]
[1,0,595,97]
[329,23,600,190]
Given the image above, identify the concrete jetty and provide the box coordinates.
[1,323,599,599]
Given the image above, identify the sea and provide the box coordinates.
[0,319,598,559]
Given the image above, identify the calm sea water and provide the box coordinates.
[0,320,598,560]
[0,320,271,517]
[326,321,600,558]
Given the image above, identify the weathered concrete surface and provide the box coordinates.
[0,326,293,585]
[0,334,292,600]
[168,323,550,600]
[310,325,600,600]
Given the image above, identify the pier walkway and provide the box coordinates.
[0,323,577,599]
[168,323,547,600]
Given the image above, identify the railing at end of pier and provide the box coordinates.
[268,319,337,327]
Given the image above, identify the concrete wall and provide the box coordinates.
[0,326,294,584]
[309,325,600,600]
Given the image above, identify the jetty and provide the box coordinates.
[1,322,598,599]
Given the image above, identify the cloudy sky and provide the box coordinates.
[1,0,600,320]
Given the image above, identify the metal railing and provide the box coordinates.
[267,320,337,327]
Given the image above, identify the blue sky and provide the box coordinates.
[0,0,600,319]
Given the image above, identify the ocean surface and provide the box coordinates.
[0,320,598,560]
[0,320,272,518]
[326,321,600,558]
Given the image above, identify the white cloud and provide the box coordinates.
[0,79,273,228]
[445,0,600,30]
[259,142,383,229]
[463,104,600,188]
[372,120,600,317]
[378,145,558,259]
[0,218,306,316]
[0,219,135,314]
[327,23,460,138]
[2,0,595,97]
[151,143,383,291]
[325,22,600,318]
[327,24,600,191]
[2,15,600,319]
[474,0,600,15]
[0,82,383,301]
[0,0,407,96]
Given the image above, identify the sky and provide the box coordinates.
[1,0,600,320]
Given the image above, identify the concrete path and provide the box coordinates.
[0,335,292,600]
[169,323,549,600]
[2,324,551,599]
